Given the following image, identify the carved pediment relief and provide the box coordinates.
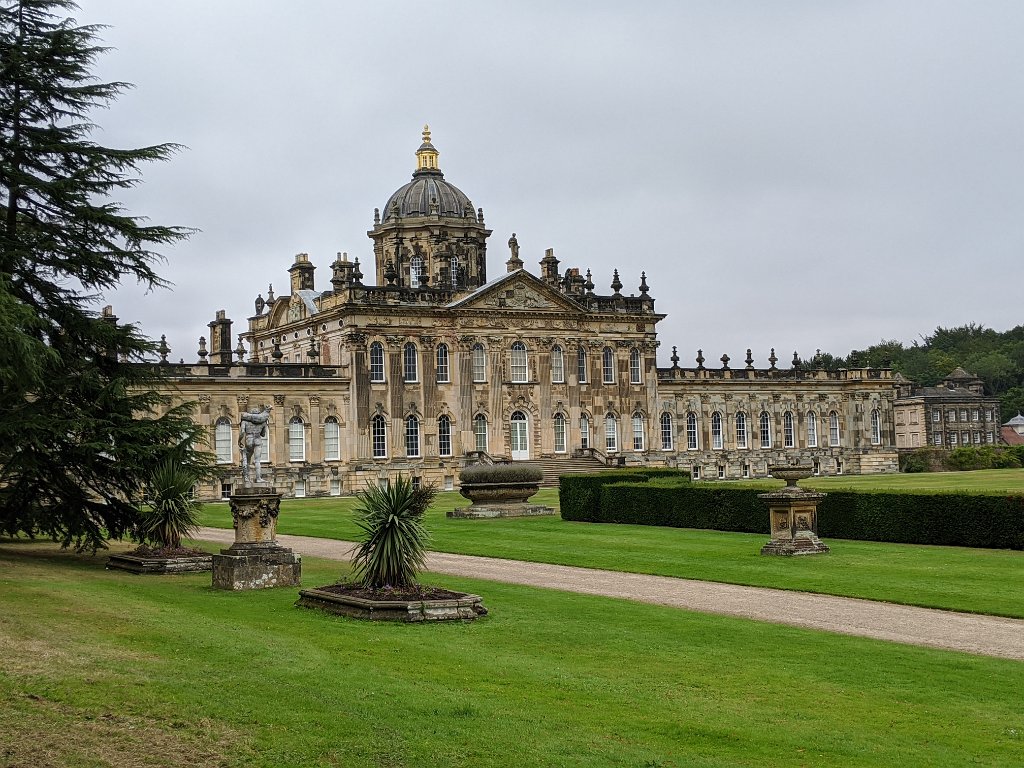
[450,271,581,314]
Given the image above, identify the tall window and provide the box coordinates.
[553,413,566,453]
[403,342,418,382]
[369,341,385,382]
[605,415,618,453]
[759,411,771,448]
[289,417,305,462]
[580,414,590,449]
[829,411,841,446]
[871,409,882,445]
[735,412,747,449]
[511,342,528,383]
[371,415,387,458]
[660,413,673,450]
[438,415,452,457]
[436,343,450,383]
[629,348,642,384]
[632,413,645,451]
[551,345,565,383]
[473,414,488,452]
[577,348,588,383]
[450,253,461,287]
[214,418,232,464]
[324,417,340,461]
[405,415,420,457]
[783,411,794,448]
[472,343,486,382]
[711,411,723,450]
[686,412,698,450]
[602,347,615,384]
[410,255,425,285]
[807,411,818,448]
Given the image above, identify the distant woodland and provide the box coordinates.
[808,324,1024,421]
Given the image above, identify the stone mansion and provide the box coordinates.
[162,128,899,500]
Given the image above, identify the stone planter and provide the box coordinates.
[106,553,212,575]
[296,586,487,622]
[449,481,553,519]
[759,466,829,556]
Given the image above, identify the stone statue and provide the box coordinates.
[239,405,272,485]
[508,232,520,260]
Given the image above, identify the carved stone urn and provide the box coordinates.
[212,484,301,589]
[758,466,829,556]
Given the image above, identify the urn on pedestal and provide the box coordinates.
[759,466,830,556]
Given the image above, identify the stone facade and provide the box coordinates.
[892,368,1001,450]
[162,128,899,500]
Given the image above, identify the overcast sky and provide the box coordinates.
[76,0,1024,367]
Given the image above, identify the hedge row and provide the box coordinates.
[559,474,1024,550]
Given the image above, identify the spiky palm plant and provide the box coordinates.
[351,476,436,589]
[138,459,202,550]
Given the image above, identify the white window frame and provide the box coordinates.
[214,418,233,464]
[807,411,818,448]
[472,344,487,383]
[436,343,450,383]
[580,414,591,450]
[870,409,882,445]
[783,411,794,449]
[369,341,385,383]
[829,411,841,447]
[294,479,306,498]
[371,415,387,458]
[602,347,615,384]
[551,345,565,384]
[660,413,673,450]
[554,413,567,453]
[629,348,642,384]
[330,478,341,496]
[686,412,698,450]
[289,418,305,462]
[473,414,488,452]
[577,348,588,383]
[403,342,418,383]
[410,255,425,286]
[632,414,645,451]
[735,412,748,449]
[711,411,723,450]
[605,415,618,453]
[324,417,340,461]
[759,411,772,448]
[438,415,452,457]
[405,415,420,458]
[511,342,528,383]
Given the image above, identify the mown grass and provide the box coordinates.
[2,540,1023,767]
[197,480,1024,618]
[721,467,1024,494]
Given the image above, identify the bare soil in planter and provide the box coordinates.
[125,544,207,558]
[315,582,467,601]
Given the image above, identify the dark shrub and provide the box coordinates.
[559,469,690,521]
[460,464,543,484]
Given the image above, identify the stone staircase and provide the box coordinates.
[528,455,613,487]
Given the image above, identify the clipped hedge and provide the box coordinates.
[559,468,690,527]
[560,473,1024,550]
[460,463,543,484]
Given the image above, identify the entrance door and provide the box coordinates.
[510,411,530,460]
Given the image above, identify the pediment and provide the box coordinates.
[448,270,582,314]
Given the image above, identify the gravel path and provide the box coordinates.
[197,527,1024,661]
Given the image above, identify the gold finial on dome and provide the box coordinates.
[415,123,439,172]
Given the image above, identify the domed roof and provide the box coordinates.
[381,126,475,222]
[1006,412,1024,427]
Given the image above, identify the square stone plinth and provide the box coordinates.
[212,545,301,590]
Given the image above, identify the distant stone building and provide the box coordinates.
[892,367,1001,449]
[158,128,900,500]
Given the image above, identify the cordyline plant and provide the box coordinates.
[136,458,203,551]
[350,476,436,590]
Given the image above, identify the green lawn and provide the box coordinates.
[2,541,1023,767]
[198,478,1024,618]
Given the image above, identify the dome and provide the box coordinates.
[381,125,475,222]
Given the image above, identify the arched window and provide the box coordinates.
[605,415,618,453]
[711,411,723,449]
[450,253,462,288]
[759,411,772,448]
[783,411,795,448]
[553,413,567,453]
[473,414,488,452]
[629,348,642,384]
[324,416,340,461]
[405,415,420,457]
[369,341,385,382]
[806,411,818,448]
[410,255,425,286]
[472,343,486,382]
[871,409,882,445]
[511,341,528,383]
[214,417,232,464]
[829,411,841,446]
[602,347,615,384]
[577,347,588,383]
[660,413,673,450]
[551,345,565,383]
[403,342,418,382]
[632,413,645,451]
[438,414,452,456]
[686,412,698,450]
[436,343,450,383]
[289,417,305,462]
[580,414,591,449]
[735,412,748,449]
[371,414,387,458]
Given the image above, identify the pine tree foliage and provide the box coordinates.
[0,0,206,551]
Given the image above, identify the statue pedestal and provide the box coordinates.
[212,486,301,590]
[759,468,830,556]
